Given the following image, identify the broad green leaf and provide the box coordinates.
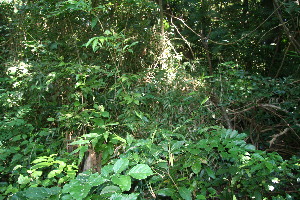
[128,164,153,180]
[171,141,185,152]
[23,187,61,199]
[62,179,91,200]
[17,174,30,185]
[110,193,139,200]
[244,144,255,151]
[113,158,129,174]
[265,162,273,171]
[229,130,238,138]
[88,173,107,186]
[31,170,42,178]
[48,169,62,178]
[188,148,199,155]
[93,118,104,127]
[205,167,216,179]
[178,187,192,200]
[157,188,176,197]
[100,185,121,195]
[254,191,262,200]
[101,111,110,118]
[111,175,131,192]
[101,164,113,177]
[191,162,201,174]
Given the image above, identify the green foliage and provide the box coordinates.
[11,127,298,199]
[0,0,299,200]
[11,156,153,199]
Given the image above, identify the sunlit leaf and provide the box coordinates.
[17,174,30,185]
[113,158,129,174]
[128,164,153,180]
[111,175,131,191]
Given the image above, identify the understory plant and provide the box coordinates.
[7,127,299,200]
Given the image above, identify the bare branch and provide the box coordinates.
[269,128,290,147]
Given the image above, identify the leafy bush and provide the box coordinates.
[7,127,299,200]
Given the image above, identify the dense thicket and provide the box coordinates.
[0,0,299,199]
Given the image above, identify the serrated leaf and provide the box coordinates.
[113,158,129,174]
[178,187,192,200]
[111,175,131,192]
[128,164,153,180]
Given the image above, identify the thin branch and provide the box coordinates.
[170,18,195,59]
[273,0,300,54]
[269,128,290,147]
[168,4,283,46]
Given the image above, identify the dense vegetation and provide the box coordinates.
[0,0,299,199]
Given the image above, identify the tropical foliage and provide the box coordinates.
[0,0,299,199]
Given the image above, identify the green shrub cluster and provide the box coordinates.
[1,60,299,199]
